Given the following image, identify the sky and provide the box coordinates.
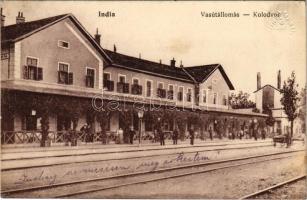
[3,1,306,94]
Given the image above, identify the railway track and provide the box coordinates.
[239,174,306,199]
[2,149,304,198]
[2,140,272,161]
[1,142,274,171]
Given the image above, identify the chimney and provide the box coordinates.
[113,44,117,53]
[1,8,5,27]
[139,53,141,59]
[180,60,183,68]
[257,72,261,90]
[16,11,25,24]
[277,70,281,89]
[159,59,162,64]
[170,58,176,67]
[94,28,101,46]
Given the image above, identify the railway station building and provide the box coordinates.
[1,12,268,145]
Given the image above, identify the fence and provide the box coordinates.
[1,130,156,145]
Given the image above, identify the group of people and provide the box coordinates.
[80,124,93,143]
[228,128,267,140]
[80,122,270,146]
[154,128,195,146]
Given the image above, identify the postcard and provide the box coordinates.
[1,1,306,199]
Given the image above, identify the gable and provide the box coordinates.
[1,14,112,64]
[200,69,232,91]
[185,64,235,90]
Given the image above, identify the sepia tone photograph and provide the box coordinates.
[0,1,306,199]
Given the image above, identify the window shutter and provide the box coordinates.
[23,66,28,79]
[68,72,73,85]
[37,67,43,80]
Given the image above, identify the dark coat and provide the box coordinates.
[173,130,179,139]
[189,129,195,139]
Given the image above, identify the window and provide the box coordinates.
[203,90,207,103]
[132,78,139,85]
[187,88,192,102]
[59,63,69,72]
[58,62,73,84]
[157,82,166,98]
[86,68,95,88]
[178,87,183,101]
[27,57,38,66]
[146,81,152,97]
[23,57,43,80]
[58,40,69,49]
[103,73,111,80]
[223,95,227,105]
[168,85,174,100]
[131,78,142,95]
[118,75,126,83]
[103,73,114,91]
[117,75,129,93]
[213,93,217,104]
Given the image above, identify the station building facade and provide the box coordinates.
[1,12,268,145]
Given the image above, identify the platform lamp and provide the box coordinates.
[31,110,36,116]
[252,118,258,140]
[137,110,144,146]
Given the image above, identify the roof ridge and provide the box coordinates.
[185,63,220,68]
[103,48,182,69]
[3,13,70,28]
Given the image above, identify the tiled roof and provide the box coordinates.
[1,14,68,42]
[184,64,219,82]
[103,49,193,82]
[185,65,235,90]
[104,49,235,89]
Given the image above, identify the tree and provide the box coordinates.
[228,91,256,109]
[280,71,300,145]
[298,88,306,133]
[263,104,275,131]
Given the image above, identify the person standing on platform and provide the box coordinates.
[239,129,243,140]
[261,129,266,140]
[117,128,124,144]
[173,128,179,145]
[189,128,195,145]
[209,126,213,141]
[158,128,165,146]
[129,126,135,144]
